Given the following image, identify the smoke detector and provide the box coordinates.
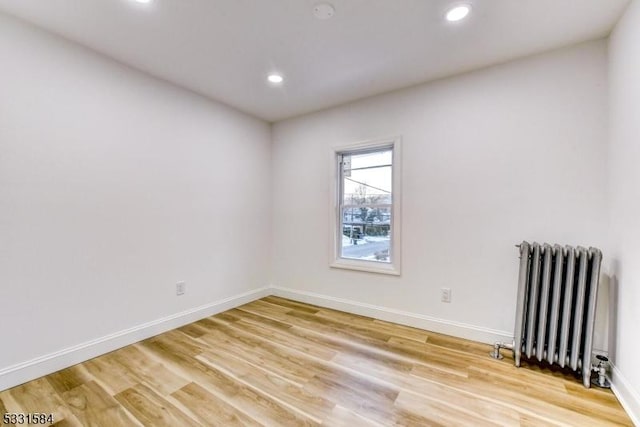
[313,3,335,20]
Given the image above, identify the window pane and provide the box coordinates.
[343,166,392,205]
[346,149,392,170]
[341,207,391,263]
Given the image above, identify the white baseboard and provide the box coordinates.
[0,286,271,392]
[270,286,513,345]
[610,363,640,426]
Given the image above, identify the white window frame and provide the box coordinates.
[329,137,402,275]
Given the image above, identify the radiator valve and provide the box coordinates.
[489,341,513,360]
[490,342,504,360]
[591,354,611,388]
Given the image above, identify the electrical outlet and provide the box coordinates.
[441,288,451,303]
[176,281,186,296]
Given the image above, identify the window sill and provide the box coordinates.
[330,258,400,276]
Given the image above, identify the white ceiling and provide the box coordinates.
[0,0,630,122]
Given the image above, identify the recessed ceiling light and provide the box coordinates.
[134,0,153,4]
[446,5,471,22]
[267,74,284,84]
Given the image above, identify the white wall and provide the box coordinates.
[608,0,640,420]
[0,13,271,375]
[272,40,609,343]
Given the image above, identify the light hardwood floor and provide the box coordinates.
[0,296,632,426]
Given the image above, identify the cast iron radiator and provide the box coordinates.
[511,241,602,387]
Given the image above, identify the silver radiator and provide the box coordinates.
[510,242,602,387]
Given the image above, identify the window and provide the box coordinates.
[330,138,401,275]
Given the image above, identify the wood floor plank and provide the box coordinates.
[262,296,322,314]
[0,389,21,418]
[46,366,92,395]
[196,350,334,422]
[372,318,432,340]
[196,322,326,385]
[322,404,384,427]
[240,303,466,369]
[412,364,628,426]
[211,311,243,324]
[425,330,497,357]
[227,308,294,330]
[284,308,394,344]
[0,396,10,427]
[63,381,141,427]
[154,329,207,356]
[238,305,392,352]
[233,319,338,361]
[224,308,350,355]
[83,353,139,396]
[315,308,429,343]
[2,378,80,426]
[171,383,263,427]
[115,384,200,427]
[241,300,294,317]
[394,390,498,427]
[302,371,398,425]
[49,418,83,427]
[139,337,318,426]
[1,297,633,426]
[328,346,521,426]
[207,312,339,362]
[177,323,208,339]
[331,352,527,426]
[467,366,632,425]
[5,378,63,414]
[111,346,190,396]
